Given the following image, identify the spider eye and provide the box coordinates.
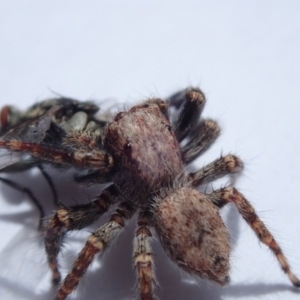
[114,112,126,122]
[166,125,172,131]
[124,142,132,155]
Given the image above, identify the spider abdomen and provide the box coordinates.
[154,187,230,285]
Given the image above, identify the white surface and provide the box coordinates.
[0,1,300,300]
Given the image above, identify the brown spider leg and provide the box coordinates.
[167,87,188,109]
[44,184,119,285]
[181,119,221,164]
[173,88,206,142]
[207,187,300,287]
[56,201,136,300]
[0,175,44,230]
[134,210,156,300]
[0,140,114,170]
[188,154,244,186]
[168,86,204,110]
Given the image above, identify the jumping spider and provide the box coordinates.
[0,88,299,299]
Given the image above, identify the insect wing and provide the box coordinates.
[0,105,60,143]
[0,149,35,173]
[0,107,61,173]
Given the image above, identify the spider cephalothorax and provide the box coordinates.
[104,99,182,205]
[0,88,298,300]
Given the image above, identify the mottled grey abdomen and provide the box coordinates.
[154,187,230,285]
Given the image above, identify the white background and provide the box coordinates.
[0,1,299,300]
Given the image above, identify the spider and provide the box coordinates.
[0,88,299,300]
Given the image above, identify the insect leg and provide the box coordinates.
[37,165,59,205]
[0,175,44,229]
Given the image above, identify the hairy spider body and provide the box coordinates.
[105,100,230,283]
[104,100,182,204]
[155,186,230,285]
[0,88,299,299]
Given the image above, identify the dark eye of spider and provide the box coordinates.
[124,142,132,155]
[114,112,126,122]
[166,125,172,131]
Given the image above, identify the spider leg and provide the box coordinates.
[172,88,206,142]
[134,210,156,300]
[56,201,136,300]
[167,87,188,109]
[0,175,44,229]
[207,187,300,287]
[44,184,119,285]
[181,119,221,163]
[188,154,244,186]
[167,86,203,110]
[0,140,114,171]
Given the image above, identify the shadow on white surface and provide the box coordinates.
[0,171,299,300]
